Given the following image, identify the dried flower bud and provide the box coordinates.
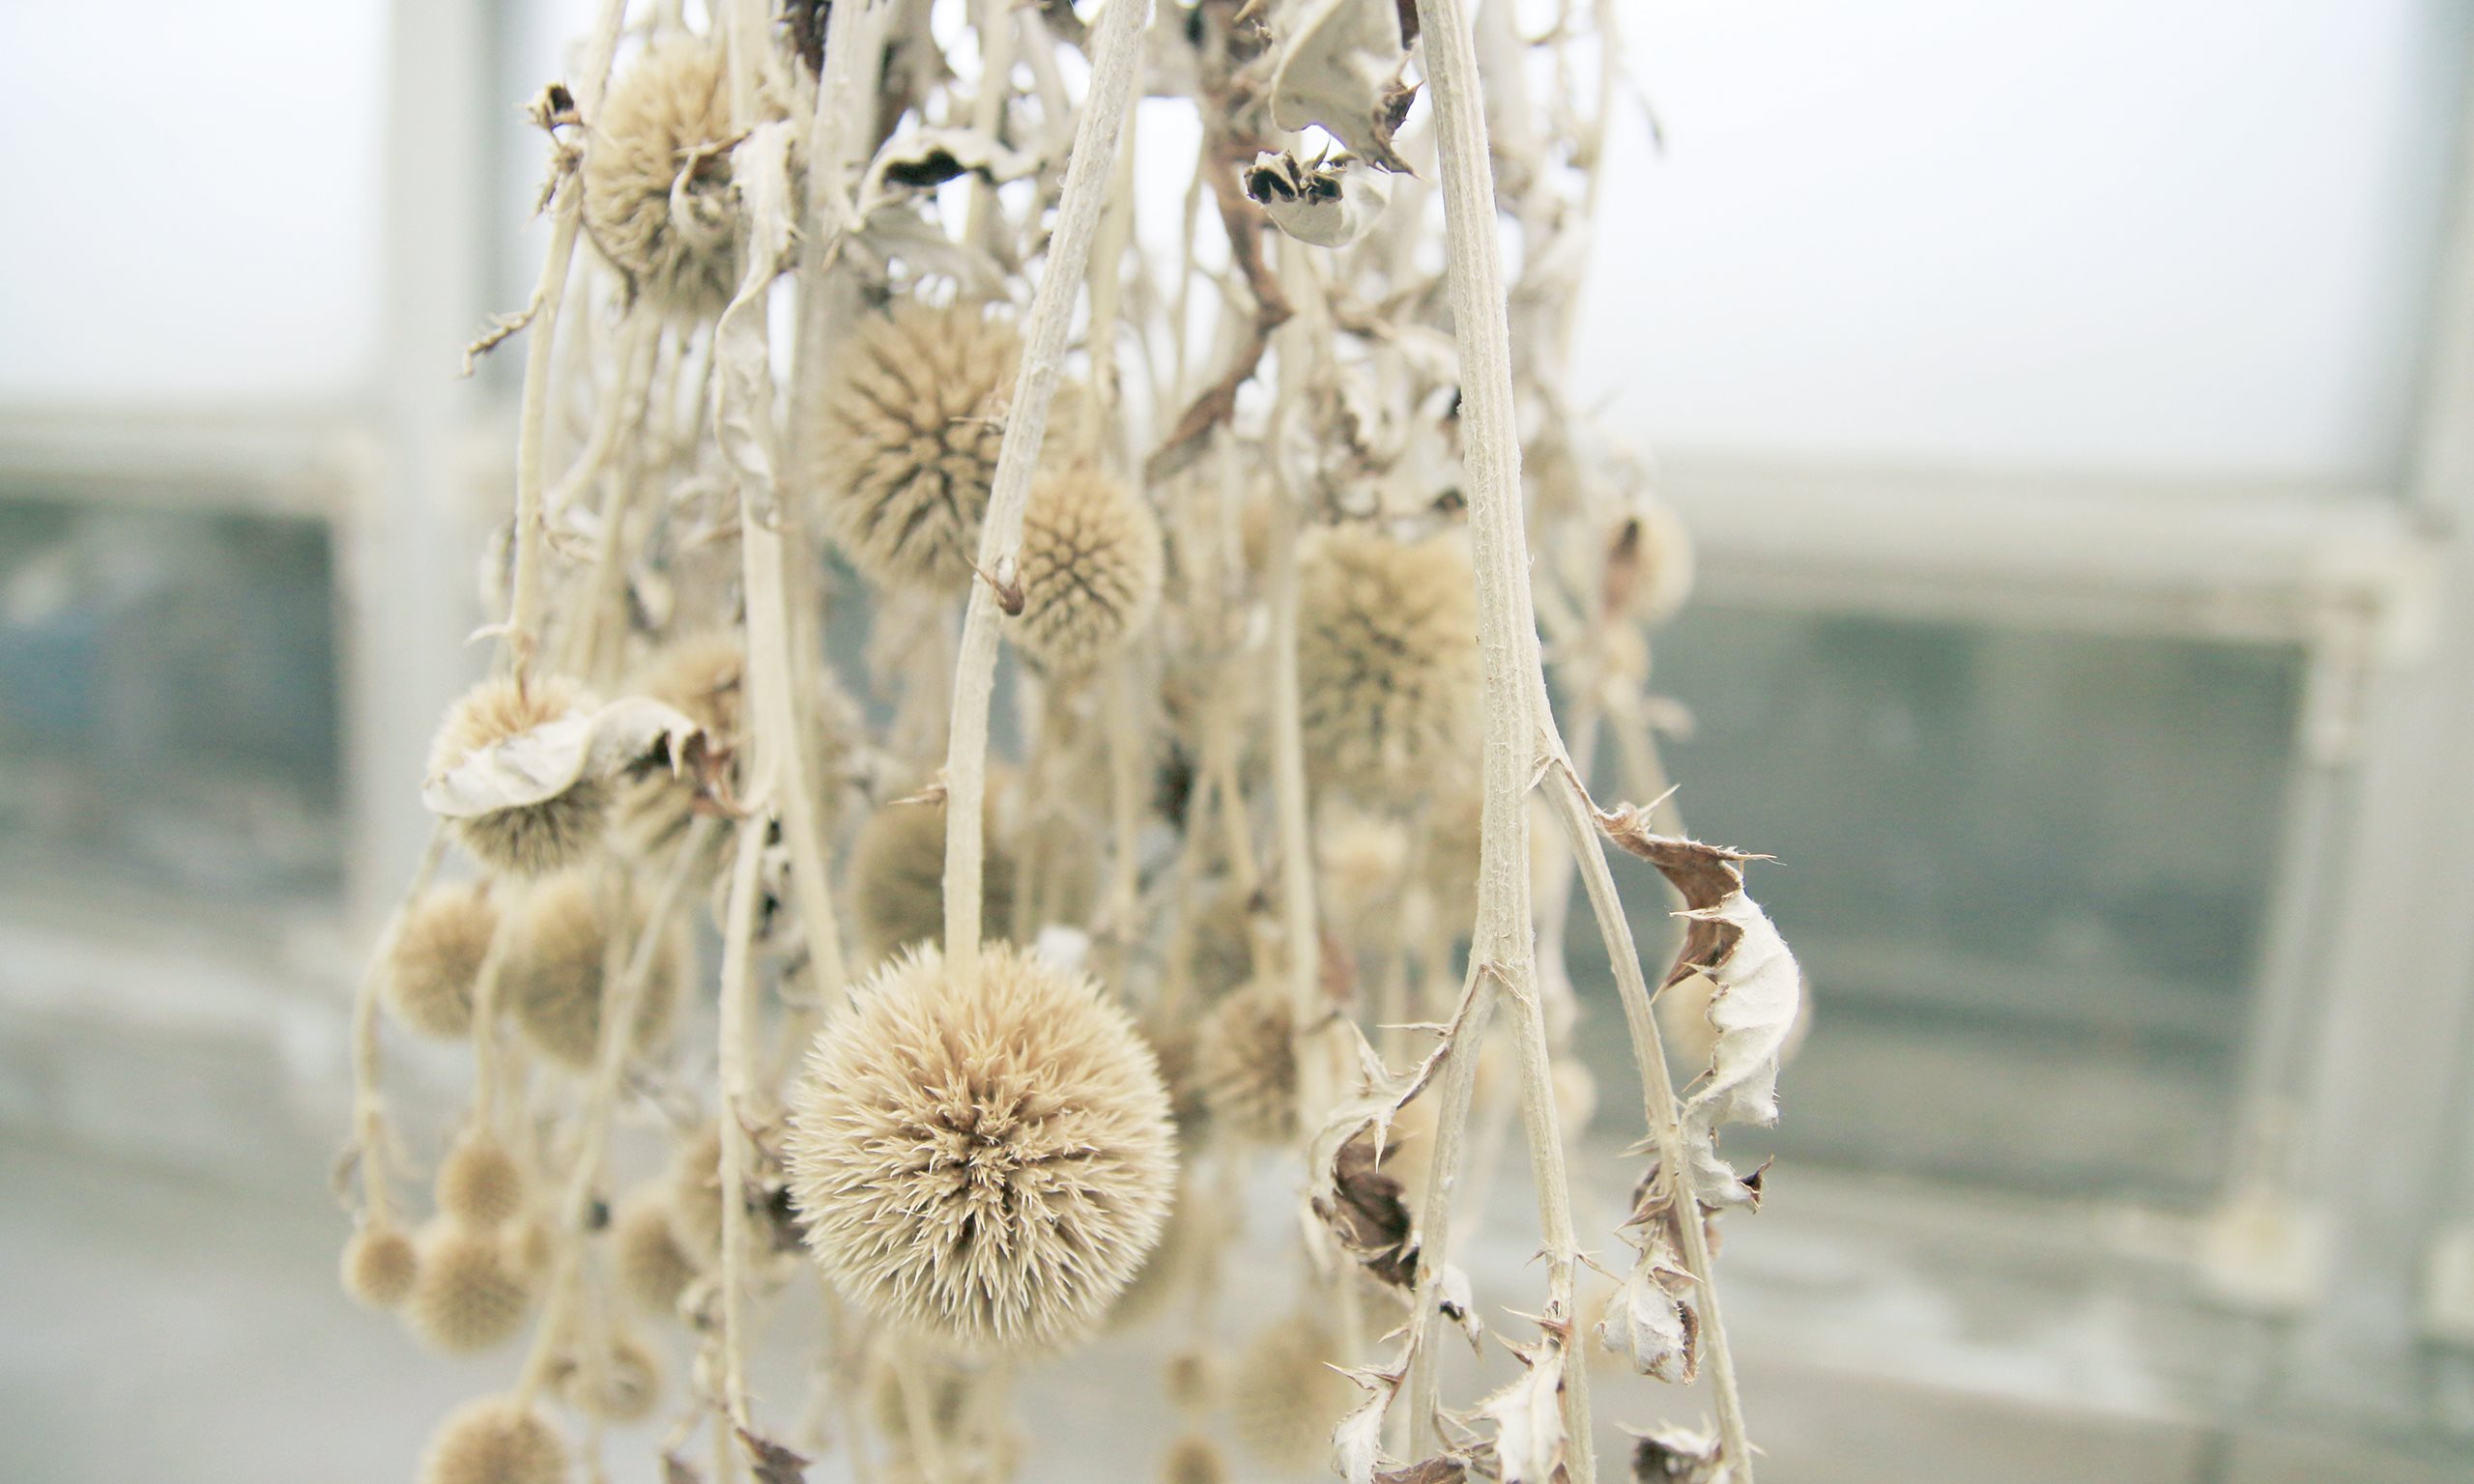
[419,1395,566,1484]
[427,676,609,876]
[384,883,498,1039]
[1194,981,1299,1144]
[1007,470,1165,672]
[408,1223,537,1354]
[1298,527,1482,806]
[1162,1433,1228,1484]
[435,1131,528,1229]
[849,791,1019,967]
[503,872,684,1071]
[340,1221,419,1310]
[786,942,1177,1354]
[580,41,740,318]
[1230,1314,1360,1475]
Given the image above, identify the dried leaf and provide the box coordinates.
[1269,0,1416,171]
[1471,1336,1568,1484]
[865,127,1038,193]
[1246,149,1395,247]
[1378,1461,1470,1484]
[663,1452,705,1484]
[1437,1262,1485,1355]
[1332,1367,1395,1484]
[737,1427,809,1484]
[420,695,707,820]
[1627,1425,1723,1483]
[1304,1000,1466,1283]
[1315,1129,1419,1288]
[1599,1203,1697,1383]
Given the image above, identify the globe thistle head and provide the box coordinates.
[809,300,1021,590]
[579,40,739,319]
[612,1185,701,1318]
[613,634,745,861]
[1317,808,1411,942]
[1297,526,1482,807]
[435,1131,528,1229]
[849,790,1018,967]
[502,872,683,1071]
[419,1395,566,1484]
[1183,879,1262,1003]
[340,1221,419,1310]
[427,675,609,876]
[1007,470,1165,673]
[1229,1313,1360,1475]
[408,1223,537,1354]
[547,1328,663,1423]
[1162,1434,1228,1484]
[786,941,1178,1354]
[383,883,498,1040]
[1194,980,1299,1144]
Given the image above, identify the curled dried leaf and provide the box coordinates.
[1313,1129,1419,1290]
[737,1427,809,1484]
[1331,1353,1408,1484]
[1378,1461,1471,1484]
[1246,149,1395,247]
[865,127,1038,193]
[1269,0,1417,171]
[422,695,708,822]
[1304,1004,1466,1285]
[1627,1425,1723,1483]
[1599,1198,1698,1384]
[1469,1336,1568,1484]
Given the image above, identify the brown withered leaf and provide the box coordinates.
[1588,811,1759,989]
[1379,1460,1469,1484]
[1302,992,1467,1282]
[737,1427,809,1484]
[1627,1426,1722,1482]
[1314,1129,1419,1289]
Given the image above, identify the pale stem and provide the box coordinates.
[558,316,665,682]
[713,813,770,1427]
[939,0,1150,990]
[348,825,448,1226]
[962,0,1020,249]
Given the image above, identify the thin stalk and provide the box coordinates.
[713,813,770,1427]
[347,825,448,1226]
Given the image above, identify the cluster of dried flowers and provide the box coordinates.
[336,2,1804,1482]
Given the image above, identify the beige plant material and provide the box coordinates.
[581,39,742,317]
[612,1184,701,1318]
[546,1327,664,1422]
[382,883,498,1039]
[611,633,746,860]
[1230,1312,1364,1476]
[1267,0,1417,170]
[1297,525,1482,807]
[1007,469,1165,672]
[408,1223,537,1354]
[1162,1433,1229,1484]
[435,1131,530,1229]
[1245,149,1395,248]
[419,1395,567,1484]
[1194,978,1302,1143]
[501,871,683,1071]
[340,1221,419,1310]
[849,788,1020,967]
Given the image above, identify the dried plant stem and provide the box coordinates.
[962,0,1020,249]
[348,825,448,1225]
[713,813,770,1427]
[939,0,1149,988]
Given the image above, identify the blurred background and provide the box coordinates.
[6,1,2474,1481]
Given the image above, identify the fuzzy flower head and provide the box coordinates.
[1194,980,1299,1144]
[408,1224,537,1354]
[1296,525,1482,806]
[419,1395,566,1484]
[580,40,740,318]
[435,1131,529,1229]
[502,871,684,1071]
[340,1222,419,1310]
[383,883,498,1040]
[1230,1313,1362,1475]
[427,675,609,876]
[849,789,1019,967]
[1007,470,1165,673]
[810,300,1021,590]
[786,941,1178,1355]
[612,1185,701,1318]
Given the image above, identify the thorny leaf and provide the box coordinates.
[421,696,708,821]
[1627,1425,1724,1483]
[1438,1262,1485,1355]
[1246,149,1395,247]
[1332,1349,1410,1484]
[1378,1461,1470,1484]
[1469,1335,1568,1484]
[1315,1129,1419,1289]
[1269,0,1418,171]
[1599,1195,1698,1383]
[1303,997,1467,1284]
[737,1427,810,1484]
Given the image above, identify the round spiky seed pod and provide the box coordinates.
[1229,1314,1360,1475]
[1317,808,1411,943]
[340,1221,419,1310]
[579,40,739,318]
[786,941,1178,1354]
[613,1186,701,1318]
[548,1328,663,1423]
[383,883,498,1039]
[612,634,744,861]
[1007,470,1165,672]
[1297,526,1482,806]
[849,792,1018,967]
[1162,1434,1228,1484]
[408,1224,536,1354]
[809,300,1021,589]
[427,675,609,876]
[419,1395,567,1484]
[435,1132,528,1229]
[1194,980,1298,1144]
[502,872,683,1071]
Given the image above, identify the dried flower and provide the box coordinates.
[1163,1434,1228,1484]
[1007,470,1165,672]
[808,301,1021,589]
[1230,1313,1360,1475]
[503,872,683,1071]
[613,1185,702,1318]
[408,1223,537,1354]
[1194,980,1299,1143]
[435,1131,528,1229]
[786,941,1177,1354]
[580,40,740,318]
[849,790,1019,966]
[340,1221,419,1309]
[1297,527,1482,806]
[548,1328,664,1422]
[384,884,498,1039]
[613,634,745,860]
[419,1395,566,1484]
[427,675,609,876]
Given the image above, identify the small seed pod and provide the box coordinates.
[612,634,745,862]
[383,883,497,1040]
[786,942,1178,1354]
[1297,526,1482,807]
[1007,470,1165,673]
[1229,1314,1361,1475]
[808,300,1021,590]
[1162,1434,1228,1484]
[579,40,739,318]
[427,675,609,876]
[419,1395,567,1484]
[502,872,684,1071]
[435,1132,528,1229]
[1194,981,1298,1144]
[848,791,1019,967]
[612,1186,701,1318]
[548,1328,663,1423]
[407,1223,536,1354]
[339,1221,419,1310]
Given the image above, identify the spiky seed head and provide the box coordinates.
[340,1222,419,1310]
[548,1329,663,1423]
[1316,808,1411,940]
[428,675,609,876]
[1194,980,1298,1144]
[1184,880,1261,1004]
[503,872,683,1071]
[1163,1434,1228,1484]
[613,634,745,860]
[613,1186,701,1318]
[384,884,498,1039]
[579,40,739,318]
[1007,470,1165,672]
[436,1132,528,1229]
[1229,1314,1361,1475]
[408,1223,537,1354]
[786,941,1178,1354]
[809,301,1021,589]
[419,1395,567,1484]
[849,791,1018,967]
[1297,526,1482,806]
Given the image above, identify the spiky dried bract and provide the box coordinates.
[580,40,739,318]
[1194,981,1299,1143]
[849,793,1018,966]
[408,1225,537,1354]
[1229,1314,1360,1475]
[419,1395,567,1484]
[613,635,744,860]
[548,1329,663,1422]
[428,675,609,876]
[1008,471,1165,671]
[1163,1434,1227,1484]
[810,301,1021,589]
[613,1186,701,1317]
[786,942,1177,1354]
[385,884,498,1039]
[341,1222,419,1309]
[503,872,682,1070]
[436,1133,529,1228]
[1297,526,1482,806]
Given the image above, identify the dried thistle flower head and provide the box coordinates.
[1194,980,1299,1144]
[580,40,739,318]
[419,1395,566,1484]
[340,1221,419,1310]
[1297,526,1482,806]
[786,941,1177,1354]
[613,634,744,860]
[613,1185,701,1318]
[427,675,608,876]
[503,872,683,1071]
[1007,470,1165,672]
[435,1131,528,1229]
[1183,879,1262,1003]
[408,1223,537,1354]
[384,883,497,1039]
[810,300,1021,589]
[1162,1434,1228,1484]
[1316,807,1411,939]
[1229,1313,1360,1475]
[548,1328,664,1423]
[849,790,1019,966]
